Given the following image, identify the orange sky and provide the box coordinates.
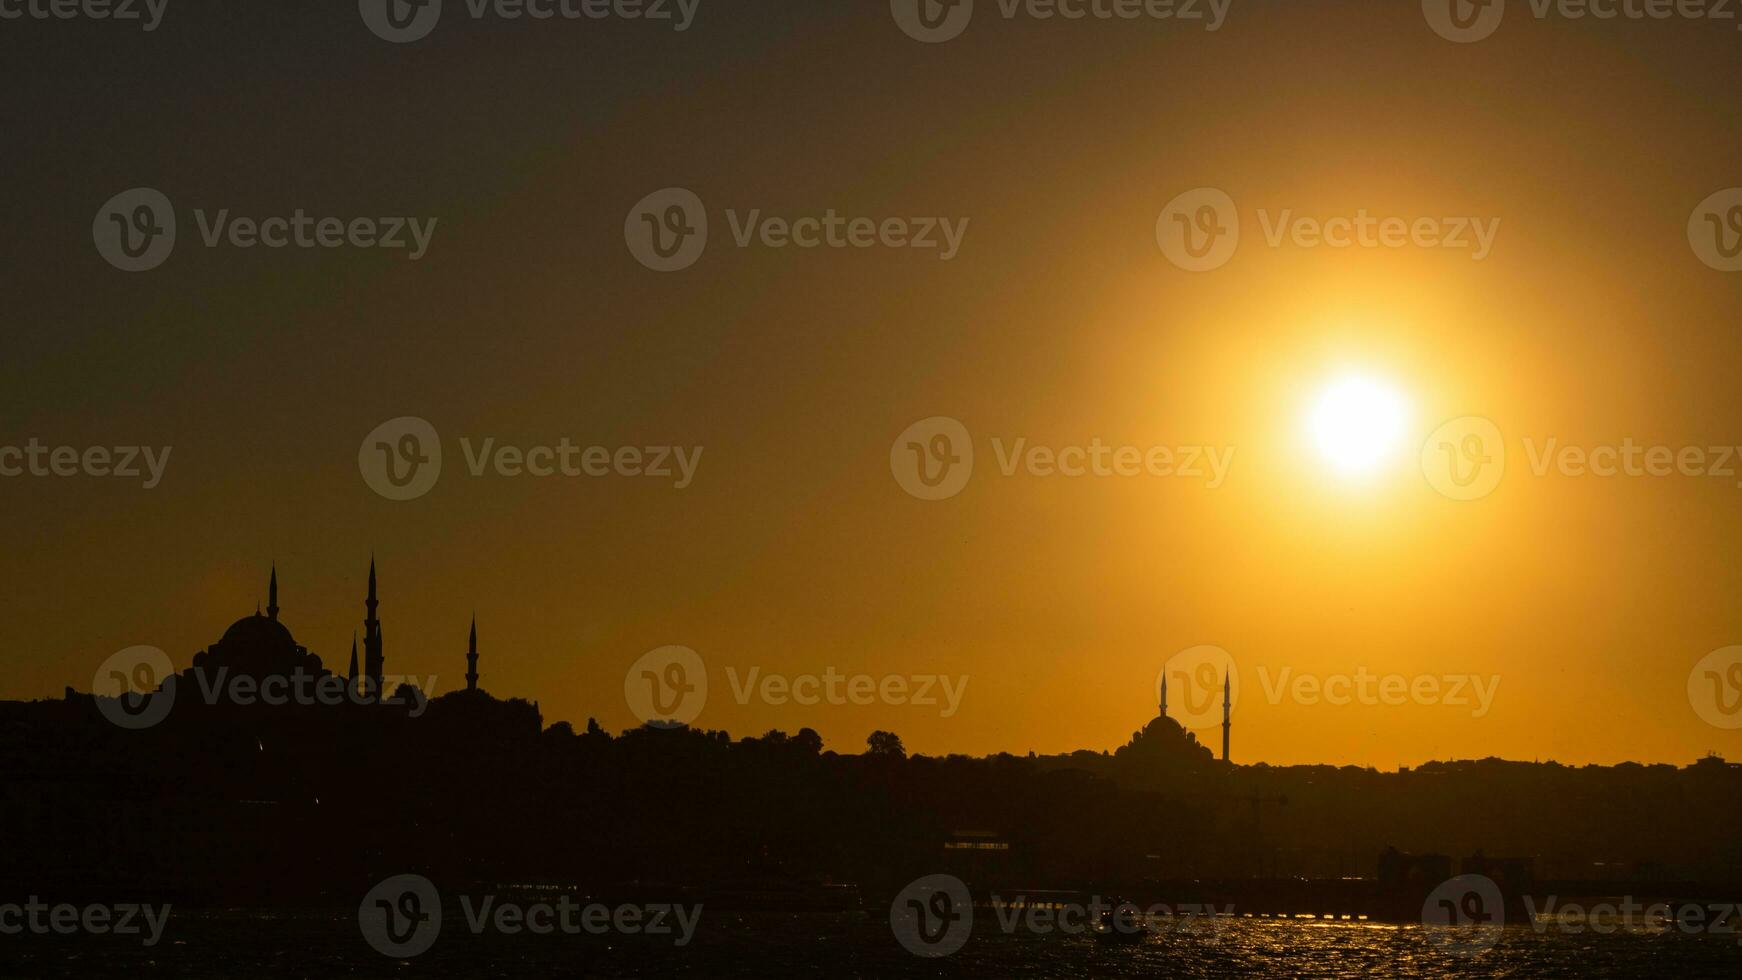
[4,2,1742,768]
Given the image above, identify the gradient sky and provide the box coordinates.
[4,0,1742,768]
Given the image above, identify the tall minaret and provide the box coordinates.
[267,564,279,621]
[348,632,359,685]
[362,558,385,695]
[1159,672,1168,719]
[1221,671,1231,763]
[465,615,479,692]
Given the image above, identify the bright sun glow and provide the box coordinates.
[1308,374,1413,477]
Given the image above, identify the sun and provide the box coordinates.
[1308,374,1413,477]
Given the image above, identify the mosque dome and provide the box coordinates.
[220,613,297,652]
[200,612,323,678]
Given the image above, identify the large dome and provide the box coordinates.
[197,613,324,679]
[219,613,297,652]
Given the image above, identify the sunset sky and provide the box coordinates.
[4,1,1742,768]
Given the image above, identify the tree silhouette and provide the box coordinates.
[866,730,906,758]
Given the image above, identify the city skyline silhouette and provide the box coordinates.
[7,0,1742,975]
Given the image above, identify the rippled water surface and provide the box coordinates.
[2,910,1736,978]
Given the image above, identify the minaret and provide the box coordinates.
[1221,671,1231,763]
[267,564,279,621]
[348,633,359,684]
[465,615,479,692]
[1159,672,1168,719]
[362,558,385,695]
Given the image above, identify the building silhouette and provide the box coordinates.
[1155,668,1232,764]
[0,566,1738,909]
[1222,671,1231,764]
